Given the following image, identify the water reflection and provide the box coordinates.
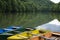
[0,12,60,28]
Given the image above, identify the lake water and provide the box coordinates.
[0,12,60,28]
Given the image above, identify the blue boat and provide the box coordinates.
[4,26,22,33]
[0,26,22,40]
[0,29,5,34]
[0,26,21,34]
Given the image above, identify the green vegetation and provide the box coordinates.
[0,0,60,12]
[0,12,60,28]
[0,0,60,28]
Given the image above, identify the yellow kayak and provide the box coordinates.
[7,30,49,40]
[30,30,40,35]
[7,32,32,40]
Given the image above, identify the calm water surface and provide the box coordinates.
[0,12,60,28]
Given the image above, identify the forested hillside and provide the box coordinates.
[0,0,60,12]
[0,0,60,28]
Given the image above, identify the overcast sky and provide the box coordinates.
[50,0,60,3]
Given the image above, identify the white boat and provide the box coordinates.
[35,19,60,32]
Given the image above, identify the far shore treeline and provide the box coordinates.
[0,0,60,28]
[0,0,60,12]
